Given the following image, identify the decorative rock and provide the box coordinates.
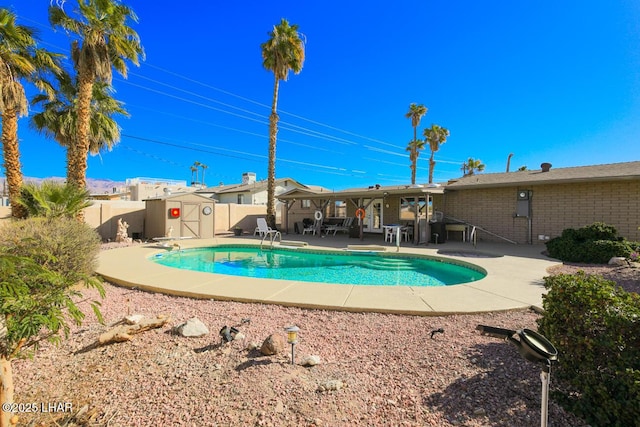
[124,314,144,325]
[260,334,285,355]
[234,332,246,342]
[301,355,321,367]
[175,317,209,337]
[608,257,628,266]
[317,379,344,392]
[473,407,486,416]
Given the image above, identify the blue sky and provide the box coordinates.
[8,0,640,190]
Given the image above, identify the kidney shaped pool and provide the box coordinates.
[151,245,486,287]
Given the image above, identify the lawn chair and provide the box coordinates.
[256,218,281,247]
[325,217,354,236]
[302,218,322,235]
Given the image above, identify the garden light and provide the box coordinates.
[284,325,299,365]
[476,325,558,427]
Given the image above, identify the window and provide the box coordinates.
[237,194,245,204]
[399,196,427,220]
[301,199,311,208]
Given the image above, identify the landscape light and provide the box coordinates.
[476,325,558,427]
[284,325,300,365]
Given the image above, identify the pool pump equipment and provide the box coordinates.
[476,325,558,427]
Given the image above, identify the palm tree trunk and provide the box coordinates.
[428,151,435,184]
[0,355,14,427]
[266,75,280,230]
[70,74,94,191]
[1,109,26,219]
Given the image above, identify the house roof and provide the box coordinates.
[445,161,640,189]
[199,177,308,194]
[277,183,444,200]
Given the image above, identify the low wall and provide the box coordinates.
[0,202,268,241]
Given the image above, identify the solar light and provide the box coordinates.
[169,207,181,218]
[476,325,558,427]
[284,325,299,365]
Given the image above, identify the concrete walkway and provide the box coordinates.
[96,235,561,316]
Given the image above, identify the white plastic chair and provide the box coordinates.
[256,218,281,245]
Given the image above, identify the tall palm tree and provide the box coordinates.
[49,0,143,191]
[405,138,426,182]
[404,103,427,184]
[424,124,450,184]
[0,8,60,219]
[261,18,305,229]
[462,157,485,176]
[31,71,128,183]
[199,163,208,187]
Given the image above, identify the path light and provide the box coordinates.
[284,325,300,365]
[476,325,558,427]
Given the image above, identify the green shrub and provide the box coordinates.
[538,272,640,426]
[546,222,636,263]
[0,217,101,284]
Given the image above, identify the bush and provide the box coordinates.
[0,217,101,284]
[546,222,637,263]
[538,272,640,426]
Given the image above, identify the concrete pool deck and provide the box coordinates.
[96,235,562,315]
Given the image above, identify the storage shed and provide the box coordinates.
[144,193,215,239]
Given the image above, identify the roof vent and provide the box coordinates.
[540,162,552,172]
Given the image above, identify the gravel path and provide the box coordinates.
[12,247,638,426]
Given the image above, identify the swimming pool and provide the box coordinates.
[151,245,486,286]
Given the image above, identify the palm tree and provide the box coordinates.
[462,158,485,176]
[405,138,426,183]
[192,161,201,186]
[17,181,91,218]
[49,0,143,191]
[199,163,208,187]
[30,71,128,183]
[424,124,450,184]
[190,165,197,186]
[261,18,305,229]
[0,8,60,219]
[404,103,427,184]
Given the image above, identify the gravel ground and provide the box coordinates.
[11,245,638,426]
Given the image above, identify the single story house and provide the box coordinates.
[278,161,640,246]
[442,161,640,244]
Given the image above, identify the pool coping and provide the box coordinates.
[97,237,561,316]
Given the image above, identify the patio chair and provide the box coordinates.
[325,217,354,236]
[302,218,322,235]
[256,218,281,243]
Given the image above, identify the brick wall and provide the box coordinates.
[443,180,640,244]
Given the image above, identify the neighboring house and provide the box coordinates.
[197,172,327,225]
[442,161,640,244]
[126,177,197,201]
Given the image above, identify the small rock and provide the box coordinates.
[609,256,628,266]
[318,379,344,392]
[247,341,260,351]
[234,332,246,341]
[301,355,321,367]
[473,407,486,416]
[124,314,144,325]
[175,317,209,337]
[260,334,285,355]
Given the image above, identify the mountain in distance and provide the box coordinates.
[0,177,127,195]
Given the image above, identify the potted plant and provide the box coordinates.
[233,227,243,236]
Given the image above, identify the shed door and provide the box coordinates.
[181,203,200,237]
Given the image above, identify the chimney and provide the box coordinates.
[242,172,256,185]
[540,162,552,172]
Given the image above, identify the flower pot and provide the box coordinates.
[233,228,243,236]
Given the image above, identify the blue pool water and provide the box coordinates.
[151,246,486,286]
